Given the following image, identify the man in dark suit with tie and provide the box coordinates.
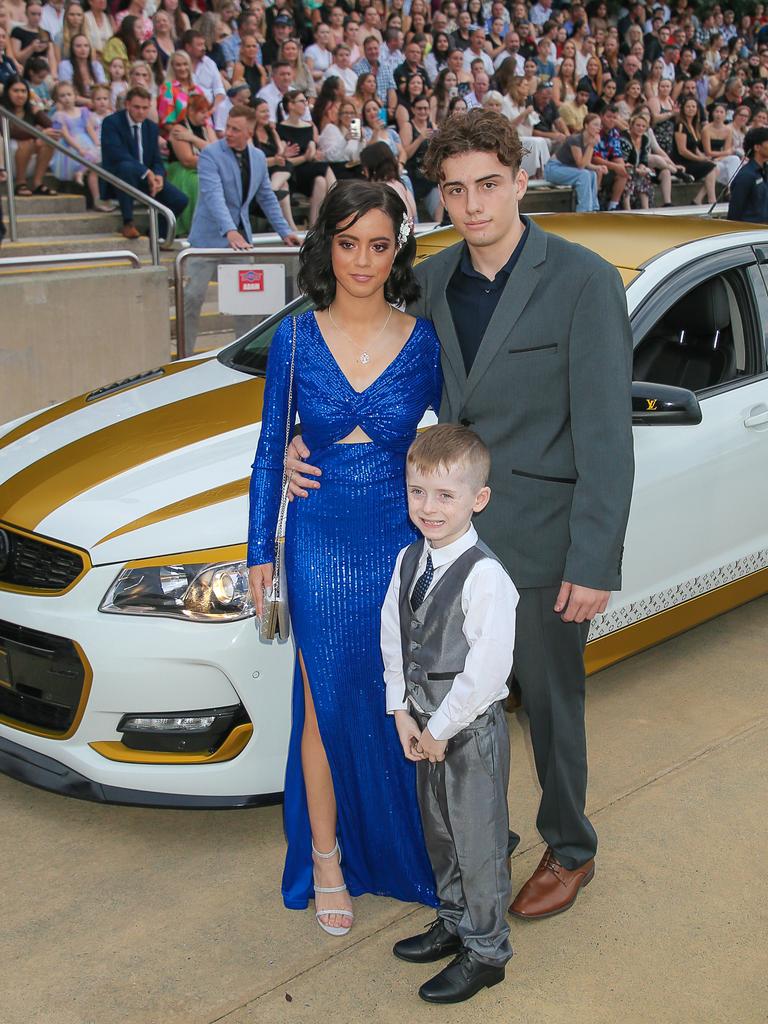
[100,86,188,240]
[287,110,635,930]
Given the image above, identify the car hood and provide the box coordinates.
[0,356,263,566]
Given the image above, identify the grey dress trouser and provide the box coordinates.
[411,700,513,967]
[513,586,596,869]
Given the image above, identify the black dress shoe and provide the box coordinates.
[418,950,506,1004]
[393,918,461,964]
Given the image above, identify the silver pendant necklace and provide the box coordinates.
[327,303,393,364]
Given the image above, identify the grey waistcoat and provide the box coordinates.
[398,539,501,715]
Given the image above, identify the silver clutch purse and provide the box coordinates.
[259,317,296,643]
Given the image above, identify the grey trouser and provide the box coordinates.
[514,586,596,869]
[411,701,512,967]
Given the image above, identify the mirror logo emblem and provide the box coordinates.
[646,399,658,411]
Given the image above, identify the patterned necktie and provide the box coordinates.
[411,552,434,611]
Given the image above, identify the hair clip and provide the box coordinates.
[397,212,413,250]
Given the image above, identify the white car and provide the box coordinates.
[1,213,767,806]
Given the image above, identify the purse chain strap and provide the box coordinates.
[272,316,297,584]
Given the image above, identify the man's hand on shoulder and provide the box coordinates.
[554,581,610,623]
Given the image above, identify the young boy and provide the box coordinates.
[380,423,519,1005]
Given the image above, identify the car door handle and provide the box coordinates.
[744,409,768,428]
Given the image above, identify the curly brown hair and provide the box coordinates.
[422,109,524,182]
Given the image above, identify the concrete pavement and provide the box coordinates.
[1,597,766,1024]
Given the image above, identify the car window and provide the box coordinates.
[218,297,313,375]
[632,268,759,394]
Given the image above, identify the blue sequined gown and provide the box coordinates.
[248,310,442,909]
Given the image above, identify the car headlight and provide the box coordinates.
[99,561,255,622]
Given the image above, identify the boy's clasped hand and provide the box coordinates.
[393,710,447,763]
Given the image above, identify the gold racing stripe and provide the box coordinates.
[0,378,264,532]
[585,564,768,675]
[0,358,210,454]
[96,477,250,546]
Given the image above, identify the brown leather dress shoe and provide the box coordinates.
[121,222,140,239]
[509,848,595,920]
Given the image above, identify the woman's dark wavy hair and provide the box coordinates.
[298,180,420,310]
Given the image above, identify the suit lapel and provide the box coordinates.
[463,221,548,403]
[428,244,467,388]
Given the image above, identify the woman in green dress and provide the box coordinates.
[165,93,216,236]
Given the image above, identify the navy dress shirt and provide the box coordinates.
[727,159,768,224]
[447,217,531,374]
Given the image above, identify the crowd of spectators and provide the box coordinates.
[3,0,768,230]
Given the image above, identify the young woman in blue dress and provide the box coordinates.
[248,181,442,936]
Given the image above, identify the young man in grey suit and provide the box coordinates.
[287,110,634,920]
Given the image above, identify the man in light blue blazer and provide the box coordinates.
[185,104,301,344]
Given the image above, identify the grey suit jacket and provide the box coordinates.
[408,219,635,591]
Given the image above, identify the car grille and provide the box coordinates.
[0,620,87,734]
[0,527,85,592]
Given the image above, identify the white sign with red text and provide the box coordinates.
[218,263,286,315]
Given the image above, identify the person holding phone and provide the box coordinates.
[317,98,365,179]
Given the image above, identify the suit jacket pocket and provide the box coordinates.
[508,343,558,355]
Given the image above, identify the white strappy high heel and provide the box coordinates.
[312,840,354,937]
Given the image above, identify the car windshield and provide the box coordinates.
[218,296,313,375]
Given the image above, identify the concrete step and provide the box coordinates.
[4,193,88,215]
[0,233,149,258]
[16,210,121,238]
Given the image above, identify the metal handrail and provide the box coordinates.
[0,106,176,264]
[174,246,301,359]
[0,250,141,273]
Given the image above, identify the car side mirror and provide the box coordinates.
[631,381,702,425]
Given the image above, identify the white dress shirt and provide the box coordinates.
[192,54,226,103]
[40,2,64,37]
[494,50,525,74]
[323,62,358,94]
[125,112,145,167]
[381,525,518,742]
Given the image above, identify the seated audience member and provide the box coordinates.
[140,37,166,92]
[114,0,153,44]
[643,122,684,205]
[545,110,602,210]
[702,101,743,187]
[560,84,590,133]
[481,89,504,114]
[152,9,177,66]
[343,16,362,65]
[577,54,602,110]
[107,55,129,110]
[325,42,358,93]
[317,97,364,179]
[400,92,441,220]
[10,1,57,74]
[353,35,398,114]
[101,14,141,70]
[219,11,258,71]
[615,76,645,129]
[53,0,86,61]
[182,28,225,113]
[352,70,379,115]
[257,59,296,123]
[462,25,493,75]
[50,80,102,206]
[280,38,314,99]
[100,85,188,238]
[192,11,228,72]
[232,33,266,101]
[673,95,717,204]
[619,109,656,209]
[446,45,474,95]
[501,73,550,177]
[593,77,618,115]
[58,33,106,107]
[250,94,298,233]
[87,82,112,156]
[447,93,469,117]
[552,54,578,106]
[0,74,58,195]
[127,61,158,120]
[430,66,458,125]
[84,0,114,62]
[25,55,55,109]
[393,37,430,94]
[465,68,490,109]
[158,49,203,129]
[0,26,20,90]
[395,70,427,132]
[531,81,568,145]
[260,11,294,69]
[165,92,215,235]
[305,21,334,85]
[592,103,629,209]
[280,89,334,225]
[425,29,452,80]
[647,75,678,157]
[361,95,407,168]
